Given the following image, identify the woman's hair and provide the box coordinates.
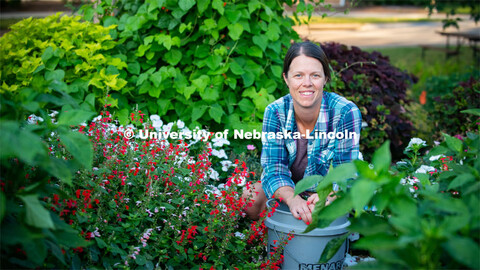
[283,41,331,81]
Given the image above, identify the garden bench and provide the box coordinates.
[419,44,459,60]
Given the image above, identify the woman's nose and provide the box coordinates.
[302,76,312,86]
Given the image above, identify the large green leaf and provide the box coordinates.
[227,23,243,40]
[19,195,55,229]
[443,133,463,153]
[59,131,93,170]
[371,141,391,173]
[178,0,195,11]
[57,110,95,126]
[443,237,480,269]
[318,234,348,263]
[350,179,378,216]
[461,108,480,116]
[209,104,224,123]
[212,0,224,15]
[192,105,208,122]
[197,0,210,13]
[294,175,323,196]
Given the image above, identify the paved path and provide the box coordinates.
[293,7,480,48]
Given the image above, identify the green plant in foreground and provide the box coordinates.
[295,118,479,268]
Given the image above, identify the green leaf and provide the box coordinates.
[294,175,323,196]
[443,237,480,269]
[252,35,268,51]
[209,104,224,123]
[150,71,163,87]
[41,46,54,62]
[227,23,243,40]
[371,141,391,173]
[225,9,242,23]
[149,86,161,98]
[197,0,210,13]
[448,174,475,190]
[45,69,65,82]
[229,60,244,75]
[319,233,348,263]
[178,0,195,11]
[183,86,196,99]
[317,162,357,190]
[18,195,55,229]
[238,98,254,112]
[57,110,95,126]
[95,237,108,249]
[135,254,147,265]
[205,55,222,70]
[1,121,46,164]
[59,131,93,170]
[461,108,480,116]
[212,0,224,15]
[192,75,210,90]
[192,105,208,122]
[127,62,141,75]
[350,179,378,216]
[247,46,263,58]
[354,234,401,250]
[443,133,463,153]
[165,49,182,65]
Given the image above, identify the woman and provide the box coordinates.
[243,42,362,225]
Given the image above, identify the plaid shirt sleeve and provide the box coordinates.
[332,104,362,167]
[260,104,294,198]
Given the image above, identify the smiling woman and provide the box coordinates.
[243,42,362,225]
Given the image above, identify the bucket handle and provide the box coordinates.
[271,225,302,264]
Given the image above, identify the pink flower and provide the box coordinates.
[247,145,255,151]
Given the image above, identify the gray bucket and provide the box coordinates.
[265,199,350,270]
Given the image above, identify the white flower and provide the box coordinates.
[176,120,185,129]
[406,137,427,151]
[344,253,358,267]
[429,154,444,161]
[361,121,368,128]
[235,232,245,239]
[396,161,408,166]
[209,168,219,180]
[92,115,102,122]
[163,122,174,133]
[48,110,59,118]
[211,149,228,159]
[358,152,364,161]
[152,119,163,130]
[150,114,161,122]
[212,137,230,147]
[415,165,436,174]
[221,160,233,172]
[348,232,360,242]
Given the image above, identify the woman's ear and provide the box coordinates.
[282,72,288,85]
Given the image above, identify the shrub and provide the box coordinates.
[320,42,417,160]
[76,0,335,133]
[429,77,480,139]
[0,14,126,116]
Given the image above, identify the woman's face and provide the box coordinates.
[283,54,326,110]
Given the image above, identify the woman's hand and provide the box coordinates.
[286,195,313,225]
[306,193,319,212]
[325,191,337,206]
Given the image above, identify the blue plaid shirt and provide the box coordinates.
[260,91,362,198]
